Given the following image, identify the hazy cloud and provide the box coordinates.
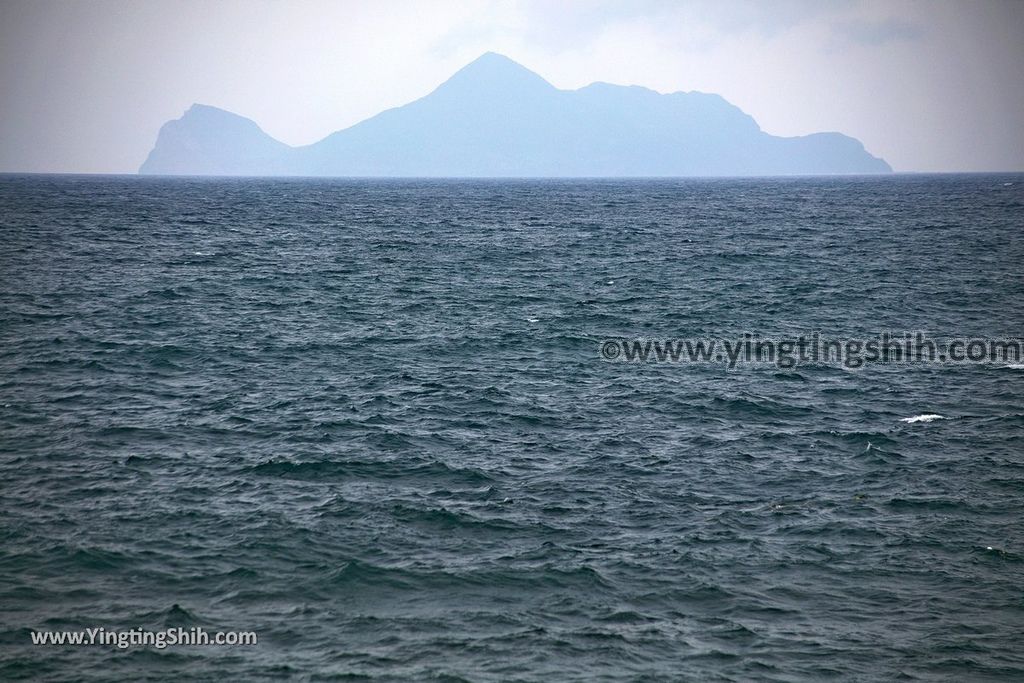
[833,18,924,45]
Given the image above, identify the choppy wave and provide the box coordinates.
[1,174,1023,681]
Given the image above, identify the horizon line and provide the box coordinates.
[2,171,1023,179]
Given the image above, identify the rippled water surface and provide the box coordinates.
[1,175,1023,681]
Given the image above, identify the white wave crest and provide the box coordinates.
[900,414,946,423]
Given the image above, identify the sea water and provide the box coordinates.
[1,174,1022,680]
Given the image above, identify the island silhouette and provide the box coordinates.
[140,52,891,176]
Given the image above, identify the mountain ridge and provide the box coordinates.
[139,53,891,176]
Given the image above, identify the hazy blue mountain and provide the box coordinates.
[139,104,292,176]
[140,52,891,176]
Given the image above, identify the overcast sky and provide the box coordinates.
[1,0,1021,173]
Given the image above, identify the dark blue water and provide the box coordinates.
[1,175,1023,681]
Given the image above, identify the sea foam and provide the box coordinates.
[900,414,946,423]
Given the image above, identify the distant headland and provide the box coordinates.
[139,52,891,177]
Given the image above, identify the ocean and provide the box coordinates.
[1,174,1022,681]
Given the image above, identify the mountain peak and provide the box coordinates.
[434,52,555,96]
[468,51,525,68]
[185,103,228,115]
[180,103,256,126]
